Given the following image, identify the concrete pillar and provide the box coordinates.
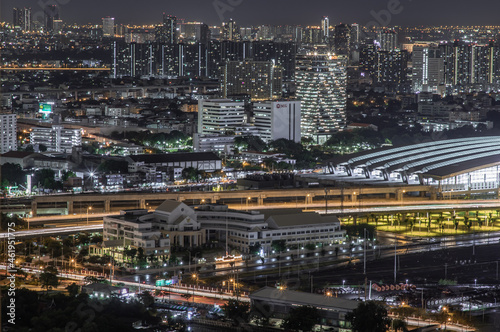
[386,193,391,199]
[67,201,74,215]
[31,201,37,217]
[258,195,265,206]
[105,200,111,213]
[139,199,146,209]
[351,194,357,203]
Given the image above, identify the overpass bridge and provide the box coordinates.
[20,185,437,217]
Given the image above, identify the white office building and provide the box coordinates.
[198,99,246,135]
[30,125,82,153]
[253,100,301,143]
[0,113,17,154]
[295,53,347,144]
[193,134,235,154]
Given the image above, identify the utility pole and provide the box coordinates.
[363,228,367,275]
[394,239,397,284]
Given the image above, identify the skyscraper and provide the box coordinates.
[156,14,177,44]
[295,53,347,143]
[222,19,240,41]
[412,46,445,93]
[334,23,352,56]
[220,60,283,101]
[321,16,330,42]
[44,4,59,32]
[102,17,115,38]
[13,7,31,31]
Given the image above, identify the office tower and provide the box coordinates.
[156,13,177,44]
[0,113,17,154]
[30,126,81,154]
[375,50,409,86]
[360,39,378,80]
[351,24,360,45]
[253,101,301,143]
[222,19,240,41]
[13,7,31,31]
[378,29,398,51]
[334,23,351,56]
[295,53,347,144]
[198,100,246,135]
[321,16,330,42]
[13,8,20,27]
[220,60,283,101]
[53,20,63,33]
[412,46,445,93]
[102,17,115,38]
[44,4,59,32]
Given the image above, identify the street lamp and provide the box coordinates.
[192,273,198,303]
[86,206,92,225]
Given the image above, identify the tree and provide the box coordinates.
[281,305,320,332]
[181,167,200,181]
[392,318,408,332]
[139,291,155,308]
[271,240,287,253]
[34,168,62,190]
[346,301,391,332]
[66,282,79,297]
[249,243,262,256]
[39,267,59,292]
[222,299,251,326]
[0,163,27,189]
[97,159,129,173]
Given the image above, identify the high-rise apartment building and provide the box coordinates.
[253,101,301,143]
[375,50,409,86]
[295,53,347,144]
[220,60,282,101]
[102,17,115,38]
[222,19,240,41]
[30,126,82,154]
[156,14,177,44]
[198,100,246,135]
[0,113,17,154]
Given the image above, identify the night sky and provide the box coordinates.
[2,0,499,27]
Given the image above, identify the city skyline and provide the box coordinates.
[4,0,500,27]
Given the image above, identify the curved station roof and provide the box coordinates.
[329,136,500,183]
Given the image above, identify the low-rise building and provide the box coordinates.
[250,287,357,331]
[126,152,222,173]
